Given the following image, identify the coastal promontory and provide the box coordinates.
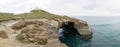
[0,8,92,47]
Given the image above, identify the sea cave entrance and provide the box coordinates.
[58,21,92,47]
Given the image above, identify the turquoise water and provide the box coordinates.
[64,16,120,47]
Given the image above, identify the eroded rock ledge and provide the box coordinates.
[0,9,92,47]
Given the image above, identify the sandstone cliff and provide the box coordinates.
[0,8,92,47]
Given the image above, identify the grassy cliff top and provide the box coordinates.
[0,8,79,22]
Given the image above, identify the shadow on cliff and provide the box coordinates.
[58,21,92,47]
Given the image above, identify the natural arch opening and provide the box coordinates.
[58,21,92,47]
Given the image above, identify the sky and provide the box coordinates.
[0,0,120,16]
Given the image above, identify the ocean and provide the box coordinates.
[63,16,120,47]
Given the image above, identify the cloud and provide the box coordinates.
[0,0,51,13]
[0,0,120,16]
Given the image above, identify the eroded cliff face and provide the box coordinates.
[0,9,92,47]
[0,18,92,47]
[0,19,64,47]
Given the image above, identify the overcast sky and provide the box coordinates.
[0,0,120,16]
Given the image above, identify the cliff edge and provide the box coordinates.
[0,8,92,47]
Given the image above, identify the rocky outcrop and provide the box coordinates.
[74,22,92,39]
[0,9,92,47]
[0,30,8,38]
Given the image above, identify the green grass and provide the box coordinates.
[0,9,78,22]
[0,15,13,22]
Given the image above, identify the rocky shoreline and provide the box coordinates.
[0,9,92,47]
